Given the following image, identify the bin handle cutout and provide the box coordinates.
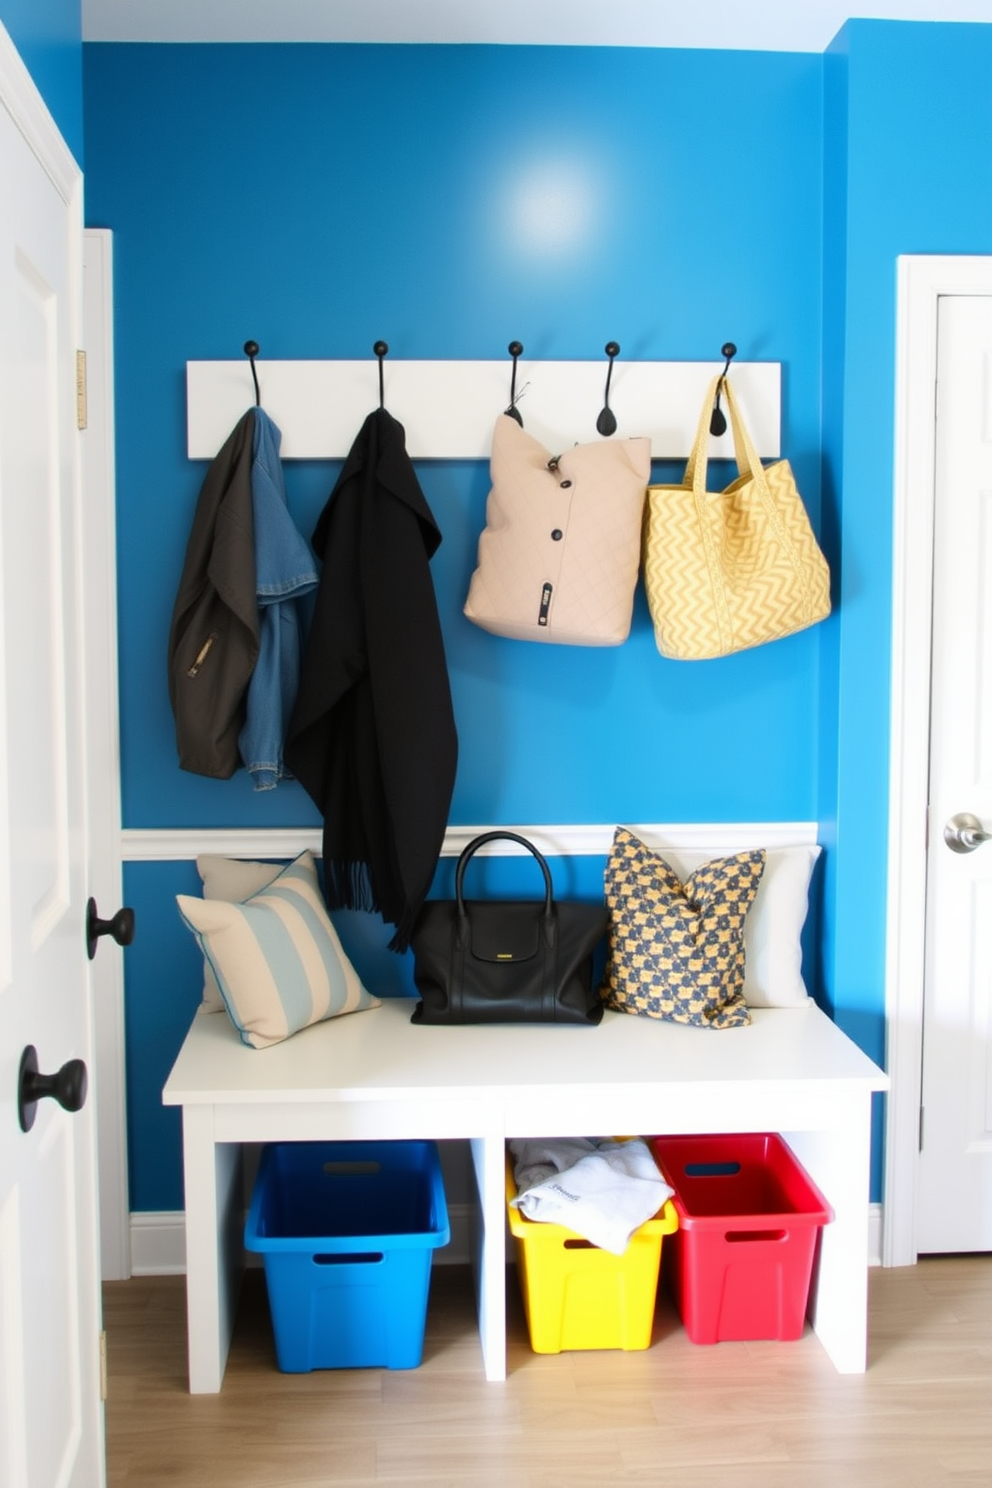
[322,1161,381,1175]
[724,1229,787,1244]
[684,1161,741,1177]
[312,1251,384,1265]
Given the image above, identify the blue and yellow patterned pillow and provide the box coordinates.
[601,827,765,1028]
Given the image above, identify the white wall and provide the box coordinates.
[81,0,992,51]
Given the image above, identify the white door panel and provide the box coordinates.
[7,254,71,945]
[919,293,992,1253]
[19,1117,83,1487]
[0,31,105,1488]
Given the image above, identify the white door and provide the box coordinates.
[918,293,992,1253]
[0,35,106,1488]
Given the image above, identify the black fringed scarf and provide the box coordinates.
[284,409,458,951]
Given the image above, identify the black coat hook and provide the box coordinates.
[710,341,737,436]
[243,340,261,407]
[373,341,389,409]
[505,341,524,425]
[596,341,620,436]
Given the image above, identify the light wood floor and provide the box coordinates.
[103,1257,992,1487]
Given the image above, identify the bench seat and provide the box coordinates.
[163,995,888,1391]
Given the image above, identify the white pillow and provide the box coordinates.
[647,844,820,1008]
[196,855,284,1010]
[177,851,380,1048]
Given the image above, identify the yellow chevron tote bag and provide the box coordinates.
[643,376,830,659]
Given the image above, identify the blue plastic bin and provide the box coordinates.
[244,1140,450,1372]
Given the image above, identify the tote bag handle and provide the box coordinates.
[683,376,765,495]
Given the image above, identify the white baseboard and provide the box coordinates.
[128,1201,886,1277]
[128,1211,187,1276]
[128,1201,478,1277]
[868,1201,883,1269]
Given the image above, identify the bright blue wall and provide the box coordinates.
[85,41,831,1212]
[84,43,825,835]
[821,20,992,1185]
[0,0,82,161]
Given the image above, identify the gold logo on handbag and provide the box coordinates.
[642,375,831,659]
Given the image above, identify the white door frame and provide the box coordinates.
[884,254,992,1265]
[82,229,130,1280]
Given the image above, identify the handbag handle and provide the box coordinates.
[679,374,775,654]
[683,375,765,494]
[721,379,764,484]
[454,832,554,918]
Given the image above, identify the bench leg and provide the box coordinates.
[181,1108,244,1393]
[470,1134,507,1382]
[783,1097,873,1374]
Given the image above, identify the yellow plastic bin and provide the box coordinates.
[505,1153,678,1353]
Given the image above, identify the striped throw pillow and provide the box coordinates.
[177,851,379,1048]
[195,855,284,1011]
[601,827,765,1029]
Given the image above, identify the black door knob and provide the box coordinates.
[18,1045,88,1133]
[86,898,135,960]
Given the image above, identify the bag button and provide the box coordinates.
[559,479,572,488]
[551,529,563,541]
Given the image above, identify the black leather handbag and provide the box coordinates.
[409,831,607,1025]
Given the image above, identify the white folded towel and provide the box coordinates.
[509,1137,674,1255]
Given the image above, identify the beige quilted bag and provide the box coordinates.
[464,414,651,645]
[643,376,831,659]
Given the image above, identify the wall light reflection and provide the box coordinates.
[506,157,599,256]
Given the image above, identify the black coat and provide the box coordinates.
[285,409,458,950]
[168,410,259,778]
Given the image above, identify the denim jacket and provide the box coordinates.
[238,408,318,789]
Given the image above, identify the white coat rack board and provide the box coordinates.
[186,358,781,461]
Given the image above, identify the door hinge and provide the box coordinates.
[99,1329,107,1400]
[76,349,87,430]
[919,1105,925,1152]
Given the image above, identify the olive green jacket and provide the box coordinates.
[167,410,259,778]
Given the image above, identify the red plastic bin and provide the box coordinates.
[651,1134,833,1344]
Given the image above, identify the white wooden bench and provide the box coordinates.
[163,994,887,1392]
